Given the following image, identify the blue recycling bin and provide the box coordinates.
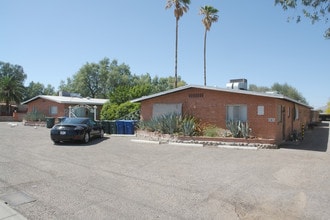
[124,120,135,135]
[116,120,125,134]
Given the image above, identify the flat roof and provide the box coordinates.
[21,95,108,105]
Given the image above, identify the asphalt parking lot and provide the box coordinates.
[0,121,329,219]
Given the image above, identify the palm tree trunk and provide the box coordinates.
[175,17,179,88]
[203,29,207,86]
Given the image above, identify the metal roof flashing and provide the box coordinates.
[21,95,108,105]
[130,85,312,109]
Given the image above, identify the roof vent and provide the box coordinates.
[226,79,248,90]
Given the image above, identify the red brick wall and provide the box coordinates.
[26,98,65,118]
[140,88,311,143]
[26,99,103,120]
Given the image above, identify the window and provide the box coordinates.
[277,105,282,122]
[50,106,58,115]
[226,105,247,122]
[152,103,182,118]
[294,105,299,120]
[257,105,264,115]
[32,106,37,113]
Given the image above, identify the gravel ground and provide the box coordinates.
[0,121,329,219]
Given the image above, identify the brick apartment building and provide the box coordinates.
[132,81,313,144]
[21,93,108,121]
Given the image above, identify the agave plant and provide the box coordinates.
[226,120,250,138]
[182,116,196,136]
[160,113,181,134]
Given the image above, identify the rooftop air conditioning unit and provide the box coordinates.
[226,78,248,90]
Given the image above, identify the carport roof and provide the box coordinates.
[21,95,108,105]
[131,85,312,108]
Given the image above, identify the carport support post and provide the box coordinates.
[94,105,97,121]
[69,106,72,118]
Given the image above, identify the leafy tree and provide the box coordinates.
[106,59,133,92]
[44,84,56,96]
[116,102,141,120]
[109,84,153,105]
[326,100,330,113]
[60,57,187,103]
[199,5,219,86]
[249,84,270,93]
[24,81,56,100]
[0,61,26,82]
[100,101,140,120]
[58,78,74,93]
[59,58,132,98]
[0,62,26,115]
[271,82,308,104]
[73,62,100,98]
[166,0,191,88]
[275,0,330,38]
[100,102,119,120]
[151,75,186,93]
[249,82,308,105]
[25,81,44,100]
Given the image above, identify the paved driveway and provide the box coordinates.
[0,122,329,219]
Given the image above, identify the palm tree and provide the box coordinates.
[165,0,191,88]
[0,74,25,115]
[200,5,219,86]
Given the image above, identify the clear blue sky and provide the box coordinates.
[1,0,329,109]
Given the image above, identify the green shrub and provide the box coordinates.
[101,101,140,120]
[24,111,46,121]
[203,125,219,137]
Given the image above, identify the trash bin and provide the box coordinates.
[109,120,117,134]
[57,117,66,123]
[46,117,55,128]
[115,120,125,134]
[101,120,110,134]
[124,120,135,134]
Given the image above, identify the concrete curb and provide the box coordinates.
[131,139,160,144]
[131,139,204,147]
[0,200,27,220]
[168,142,203,147]
[131,139,260,150]
[217,145,258,150]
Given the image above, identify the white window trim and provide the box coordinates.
[50,106,58,115]
[226,105,247,122]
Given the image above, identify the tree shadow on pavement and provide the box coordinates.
[279,122,329,152]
